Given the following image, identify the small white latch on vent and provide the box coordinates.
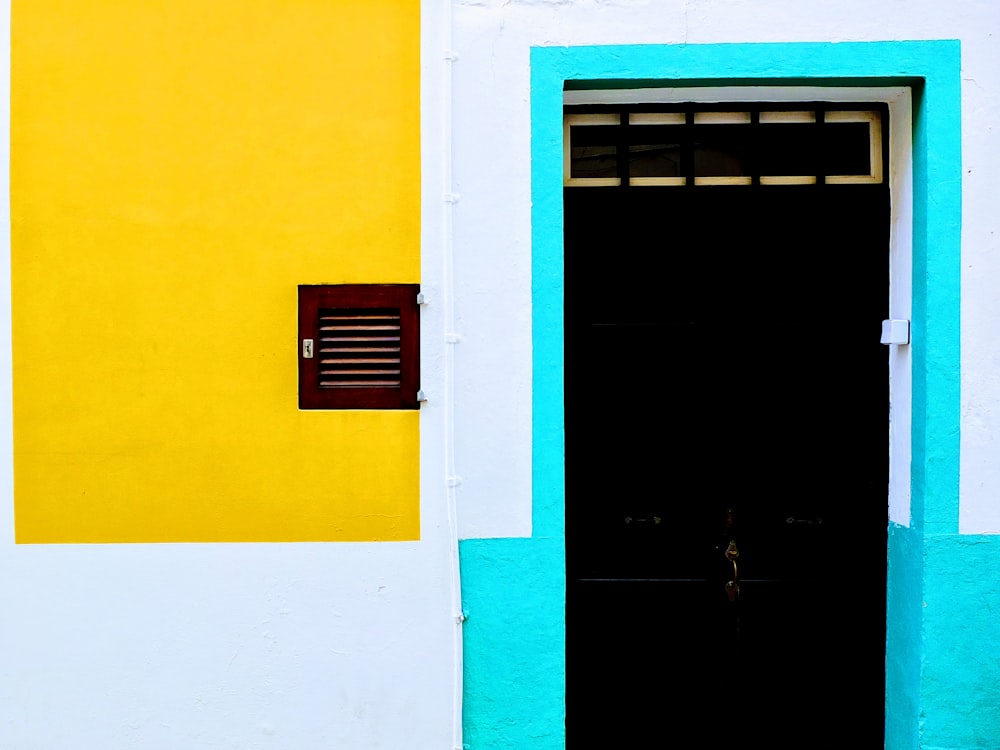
[302,339,314,358]
[880,320,910,346]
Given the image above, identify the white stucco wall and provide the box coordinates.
[448,0,1000,537]
[2,2,1000,749]
[0,544,456,748]
[0,3,460,749]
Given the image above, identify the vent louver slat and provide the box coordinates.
[317,308,402,388]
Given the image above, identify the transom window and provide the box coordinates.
[564,105,885,187]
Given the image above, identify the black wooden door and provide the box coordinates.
[564,180,889,747]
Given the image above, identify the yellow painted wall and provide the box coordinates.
[11,1,420,542]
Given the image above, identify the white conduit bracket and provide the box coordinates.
[881,319,911,345]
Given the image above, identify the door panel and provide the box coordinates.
[565,182,888,747]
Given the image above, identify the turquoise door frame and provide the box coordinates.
[460,41,966,749]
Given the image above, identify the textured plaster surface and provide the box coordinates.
[886,523,923,750]
[460,538,565,750]
[460,37,968,750]
[11,0,422,544]
[1,1,457,747]
[920,535,1000,748]
[0,0,997,747]
[0,544,457,749]
[449,0,998,539]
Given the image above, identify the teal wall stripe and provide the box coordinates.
[460,40,965,749]
[921,535,1000,748]
[457,52,568,749]
[528,49,567,544]
[918,45,962,534]
[910,78,930,535]
[885,523,924,750]
[460,538,565,750]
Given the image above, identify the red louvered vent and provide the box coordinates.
[318,308,402,388]
[299,284,420,410]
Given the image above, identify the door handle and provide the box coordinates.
[724,540,739,602]
[624,516,662,525]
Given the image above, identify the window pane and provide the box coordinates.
[825,121,873,177]
[693,125,750,177]
[758,123,820,177]
[628,126,681,178]
[570,125,619,179]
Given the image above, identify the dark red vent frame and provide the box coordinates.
[298,284,420,410]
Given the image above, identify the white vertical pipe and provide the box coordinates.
[438,1,464,748]
[419,0,463,744]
